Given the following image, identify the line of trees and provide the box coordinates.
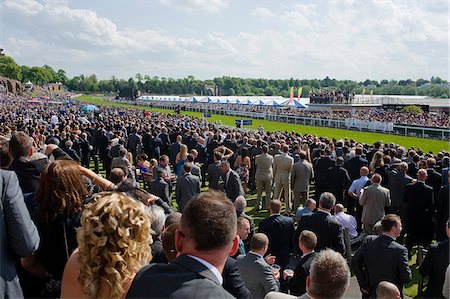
[1,55,449,98]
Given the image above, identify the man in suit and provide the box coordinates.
[313,148,335,200]
[208,152,223,191]
[324,157,350,204]
[404,169,434,254]
[387,162,414,229]
[265,249,350,299]
[220,160,244,202]
[150,167,171,204]
[7,131,43,194]
[127,190,238,298]
[287,230,318,296]
[352,214,412,298]
[236,216,251,256]
[295,192,345,255]
[292,151,314,212]
[426,157,442,200]
[255,145,274,210]
[237,233,279,299]
[194,137,208,187]
[187,153,202,181]
[345,146,368,182]
[258,200,295,268]
[273,144,294,213]
[359,174,391,234]
[169,135,182,169]
[223,256,252,299]
[436,172,450,241]
[0,170,40,298]
[175,163,201,211]
[419,219,450,298]
[63,140,80,162]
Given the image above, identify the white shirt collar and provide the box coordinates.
[188,255,223,285]
[248,251,263,259]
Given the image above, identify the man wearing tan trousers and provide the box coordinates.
[273,144,294,213]
[255,145,274,210]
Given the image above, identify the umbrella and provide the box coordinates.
[81,104,99,111]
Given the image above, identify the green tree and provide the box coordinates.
[57,69,68,84]
[0,55,21,80]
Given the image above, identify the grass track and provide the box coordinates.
[78,95,449,153]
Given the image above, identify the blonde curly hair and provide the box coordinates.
[77,192,152,298]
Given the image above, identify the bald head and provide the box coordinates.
[417,169,428,181]
[376,281,400,299]
[360,166,369,177]
[372,173,382,184]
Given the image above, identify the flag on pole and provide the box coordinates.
[289,86,294,102]
[297,87,302,100]
[362,88,366,95]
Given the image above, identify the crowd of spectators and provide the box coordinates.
[133,99,450,128]
[0,92,449,298]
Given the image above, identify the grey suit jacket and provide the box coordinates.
[273,153,294,183]
[359,184,391,225]
[255,153,274,181]
[224,170,244,202]
[291,159,314,192]
[190,163,202,181]
[0,170,40,298]
[208,161,223,191]
[176,173,200,211]
[127,254,234,298]
[237,252,279,299]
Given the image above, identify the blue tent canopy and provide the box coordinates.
[81,104,99,111]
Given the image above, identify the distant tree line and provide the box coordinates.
[1,55,449,98]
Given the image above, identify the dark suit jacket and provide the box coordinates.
[127,255,234,298]
[426,168,442,199]
[224,170,243,202]
[404,181,434,245]
[314,157,335,186]
[296,211,345,255]
[63,148,80,162]
[324,166,350,200]
[352,235,411,298]
[345,155,368,181]
[419,239,449,298]
[176,173,200,211]
[288,252,317,296]
[8,157,43,194]
[258,214,295,268]
[208,161,223,191]
[223,256,251,299]
[150,178,170,204]
[436,185,449,241]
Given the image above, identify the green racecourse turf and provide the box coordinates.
[77,95,450,154]
[81,94,426,297]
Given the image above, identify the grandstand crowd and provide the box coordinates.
[134,99,450,128]
[0,92,449,299]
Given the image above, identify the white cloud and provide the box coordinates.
[251,7,275,20]
[158,0,229,13]
[0,0,447,81]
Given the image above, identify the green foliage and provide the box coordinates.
[400,105,424,114]
[2,54,449,99]
[0,55,21,80]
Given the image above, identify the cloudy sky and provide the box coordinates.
[0,0,448,81]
